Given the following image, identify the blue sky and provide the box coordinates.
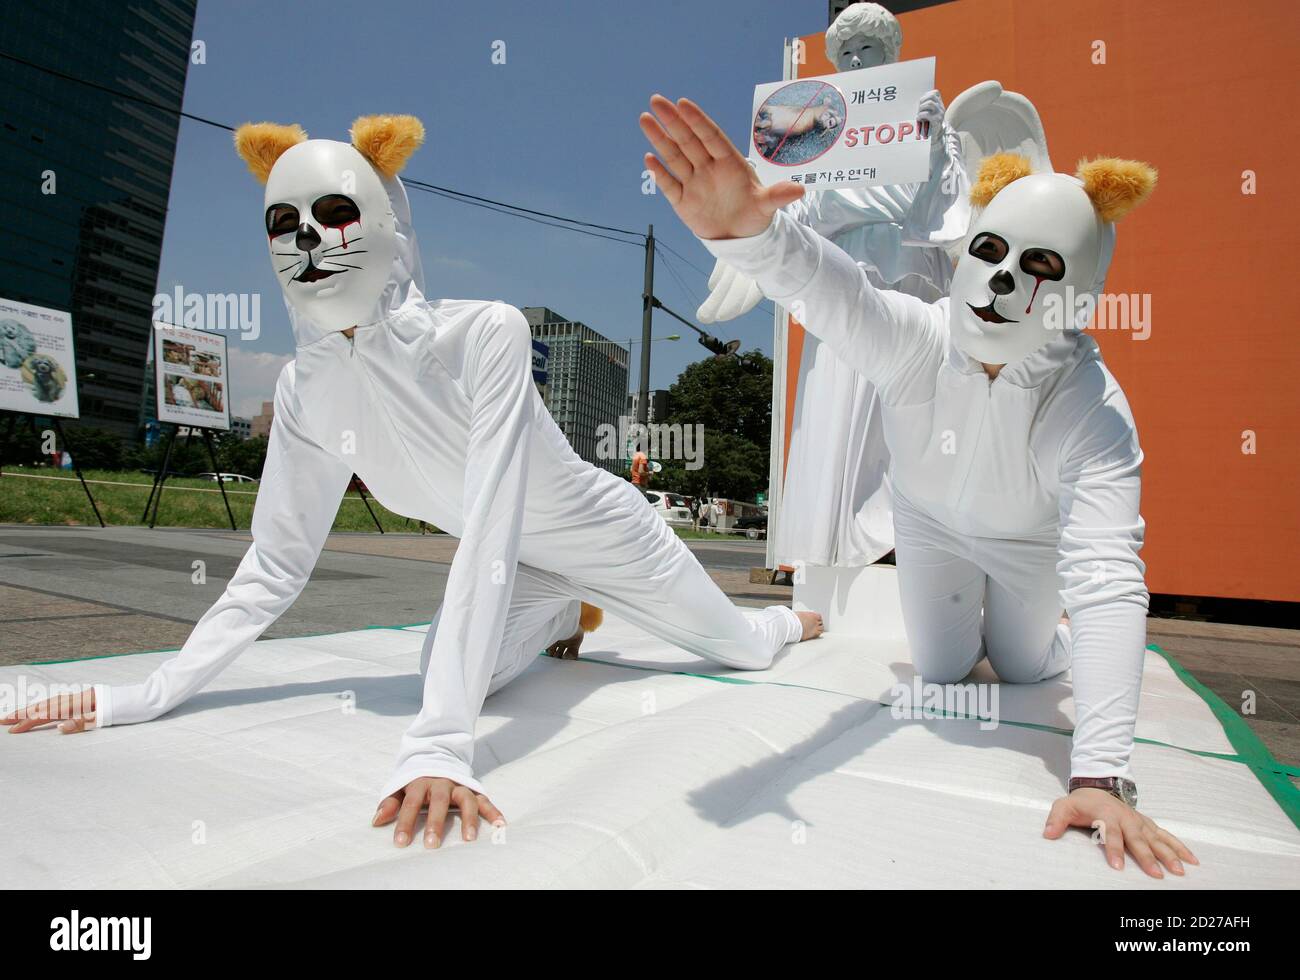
[160,0,830,417]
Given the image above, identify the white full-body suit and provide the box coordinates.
[92,144,803,802]
[775,133,968,566]
[702,206,1149,779]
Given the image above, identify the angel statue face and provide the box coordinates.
[826,3,902,71]
[834,34,890,70]
[263,140,399,332]
[949,174,1103,366]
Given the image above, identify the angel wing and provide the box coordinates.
[697,257,766,324]
[919,79,1053,260]
[947,79,1052,178]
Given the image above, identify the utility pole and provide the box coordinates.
[638,223,654,430]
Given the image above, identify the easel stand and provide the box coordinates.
[0,411,104,527]
[351,475,384,533]
[141,423,236,531]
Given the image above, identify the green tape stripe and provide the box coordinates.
[1148,643,1300,828]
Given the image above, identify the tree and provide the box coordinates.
[62,426,124,470]
[218,434,269,478]
[654,348,772,500]
[0,421,122,469]
[656,430,768,501]
[662,347,772,446]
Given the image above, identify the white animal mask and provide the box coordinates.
[234,116,425,336]
[949,154,1157,366]
[262,140,398,332]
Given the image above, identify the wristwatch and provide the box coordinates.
[1068,776,1137,808]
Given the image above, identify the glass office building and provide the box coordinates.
[523,307,629,475]
[0,0,197,438]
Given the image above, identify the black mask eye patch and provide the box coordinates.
[311,194,361,228]
[968,231,1009,263]
[265,203,299,237]
[1019,247,1066,281]
[970,234,1067,281]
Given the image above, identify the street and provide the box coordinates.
[0,525,781,666]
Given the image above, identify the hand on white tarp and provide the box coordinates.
[697,257,765,324]
[373,776,505,850]
[2,686,96,733]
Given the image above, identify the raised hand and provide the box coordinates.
[917,88,945,137]
[639,95,804,241]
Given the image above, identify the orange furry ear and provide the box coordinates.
[970,152,1033,207]
[350,115,425,177]
[233,122,308,183]
[579,602,603,633]
[1076,157,1157,222]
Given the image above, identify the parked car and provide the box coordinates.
[196,472,258,484]
[644,490,694,528]
[734,512,768,540]
[707,498,766,535]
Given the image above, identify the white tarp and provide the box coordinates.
[3,610,1297,889]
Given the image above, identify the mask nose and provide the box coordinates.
[296,222,321,253]
[989,270,1016,296]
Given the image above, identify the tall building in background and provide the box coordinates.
[522,307,628,474]
[0,0,197,438]
[627,389,671,424]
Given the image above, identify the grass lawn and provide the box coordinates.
[0,466,429,532]
[0,466,757,541]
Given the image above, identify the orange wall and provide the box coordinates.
[787,0,1300,601]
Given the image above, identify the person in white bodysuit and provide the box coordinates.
[639,94,1197,878]
[4,115,822,850]
[699,2,968,567]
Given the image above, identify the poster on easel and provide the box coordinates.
[0,297,80,419]
[153,322,231,431]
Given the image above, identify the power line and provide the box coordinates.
[0,50,236,132]
[654,244,704,308]
[402,180,643,248]
[0,49,643,244]
[2,49,738,293]
[656,241,778,322]
[400,178,640,239]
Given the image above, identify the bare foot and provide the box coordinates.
[546,628,585,660]
[796,610,824,641]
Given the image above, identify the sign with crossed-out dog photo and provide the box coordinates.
[748,56,935,191]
